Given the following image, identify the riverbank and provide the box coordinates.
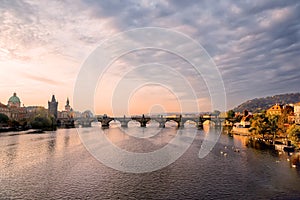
[231,126,251,136]
[0,125,68,133]
[222,127,300,167]
[0,127,25,132]
[245,136,300,167]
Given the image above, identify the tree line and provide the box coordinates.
[0,109,55,131]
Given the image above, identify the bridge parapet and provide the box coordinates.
[95,114,225,128]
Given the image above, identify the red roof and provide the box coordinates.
[0,102,8,108]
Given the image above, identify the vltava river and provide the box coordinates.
[1,125,300,199]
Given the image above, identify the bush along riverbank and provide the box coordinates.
[246,136,297,152]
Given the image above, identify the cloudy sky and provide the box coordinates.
[0,0,299,115]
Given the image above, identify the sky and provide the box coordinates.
[0,0,299,115]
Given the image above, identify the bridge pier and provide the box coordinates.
[197,121,203,129]
[131,114,151,128]
[101,121,110,128]
[178,115,184,128]
[118,116,131,128]
[120,121,128,128]
[215,119,222,127]
[97,116,114,128]
[197,118,203,129]
[159,122,165,128]
[178,121,184,128]
[156,116,166,128]
[141,121,147,127]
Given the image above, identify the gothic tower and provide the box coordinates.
[65,97,71,112]
[48,95,58,119]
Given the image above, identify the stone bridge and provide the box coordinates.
[97,114,225,129]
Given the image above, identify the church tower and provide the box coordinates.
[48,95,58,119]
[65,98,71,112]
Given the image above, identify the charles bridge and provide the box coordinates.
[96,114,225,129]
[56,114,225,129]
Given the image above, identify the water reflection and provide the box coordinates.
[64,135,70,147]
[47,134,56,154]
[233,135,248,147]
[3,133,20,168]
[0,127,300,199]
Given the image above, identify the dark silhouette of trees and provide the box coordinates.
[287,124,300,147]
[30,115,52,129]
[0,113,9,124]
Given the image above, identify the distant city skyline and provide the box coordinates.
[1,1,300,115]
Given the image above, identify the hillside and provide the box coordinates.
[233,93,300,113]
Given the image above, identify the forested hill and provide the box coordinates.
[233,93,300,113]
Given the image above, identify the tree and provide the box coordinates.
[18,118,28,128]
[276,107,292,137]
[250,113,269,138]
[9,120,20,128]
[268,115,280,144]
[243,110,249,117]
[227,110,235,119]
[0,113,9,124]
[235,114,243,123]
[30,115,52,129]
[287,124,300,147]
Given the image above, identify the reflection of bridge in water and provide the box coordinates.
[97,114,225,129]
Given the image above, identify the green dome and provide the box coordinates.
[8,93,21,103]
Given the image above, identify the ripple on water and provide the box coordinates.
[0,127,300,199]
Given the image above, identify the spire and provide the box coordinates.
[65,97,71,112]
[51,95,56,102]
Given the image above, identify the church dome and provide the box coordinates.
[8,93,21,103]
[8,92,21,107]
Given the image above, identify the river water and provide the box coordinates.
[1,125,300,199]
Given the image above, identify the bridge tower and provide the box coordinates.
[48,95,58,119]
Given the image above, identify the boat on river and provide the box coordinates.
[275,144,295,152]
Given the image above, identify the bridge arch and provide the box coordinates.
[109,120,121,128]
[165,120,179,128]
[146,119,160,128]
[183,119,197,128]
[127,120,141,127]
[91,121,101,127]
